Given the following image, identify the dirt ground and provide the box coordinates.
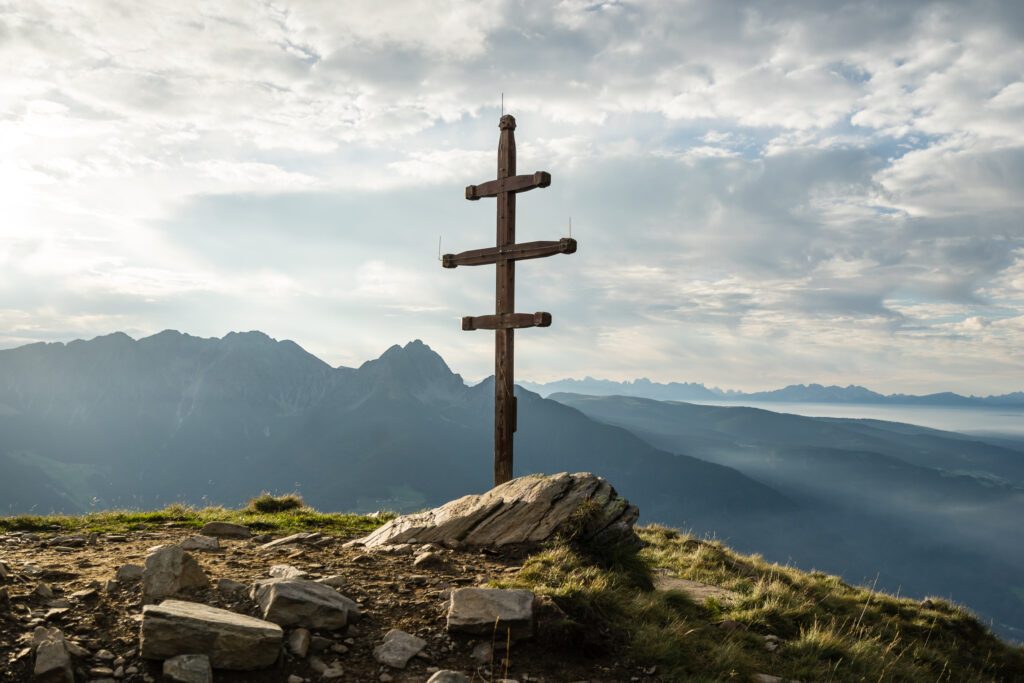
[0,526,658,682]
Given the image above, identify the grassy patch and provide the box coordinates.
[495,524,1024,682]
[0,503,393,536]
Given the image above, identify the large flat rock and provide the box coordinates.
[252,578,361,629]
[353,472,639,549]
[140,599,283,670]
[446,587,535,640]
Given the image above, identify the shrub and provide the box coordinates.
[246,491,305,513]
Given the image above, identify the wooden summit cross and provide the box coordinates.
[443,114,577,486]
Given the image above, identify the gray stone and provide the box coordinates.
[287,628,311,657]
[199,522,251,539]
[116,564,144,582]
[317,575,346,588]
[413,551,443,568]
[447,588,535,640]
[216,578,247,595]
[322,666,344,679]
[142,546,209,602]
[180,535,220,552]
[287,676,305,683]
[258,532,319,551]
[33,628,72,683]
[354,473,638,549]
[372,629,426,669]
[252,578,360,629]
[140,599,282,670]
[162,654,212,683]
[269,564,307,579]
[427,672,471,683]
[34,582,54,598]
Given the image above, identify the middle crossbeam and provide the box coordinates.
[443,237,576,268]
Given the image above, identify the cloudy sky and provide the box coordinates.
[2,1,1023,393]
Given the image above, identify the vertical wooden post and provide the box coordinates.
[494,114,517,485]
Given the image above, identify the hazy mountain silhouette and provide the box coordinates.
[550,393,1024,641]
[520,378,1024,406]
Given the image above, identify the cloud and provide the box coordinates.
[0,0,1022,393]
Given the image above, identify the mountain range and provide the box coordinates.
[1,331,1022,641]
[519,377,1024,406]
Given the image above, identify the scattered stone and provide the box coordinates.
[199,522,251,539]
[216,578,247,595]
[472,641,494,665]
[142,546,209,602]
[322,666,344,679]
[162,654,213,683]
[354,472,639,549]
[65,641,90,658]
[428,672,471,683]
[140,599,282,670]
[309,657,328,674]
[180,535,220,552]
[270,564,308,579]
[317,575,346,589]
[252,578,360,629]
[447,588,535,640]
[69,588,99,601]
[33,627,72,683]
[259,532,320,551]
[309,636,334,653]
[379,674,393,683]
[414,551,444,568]
[34,582,55,599]
[115,564,144,582]
[287,676,305,683]
[287,628,311,658]
[763,634,782,652]
[95,649,115,661]
[89,666,114,677]
[372,629,427,669]
[104,579,119,594]
[653,570,740,605]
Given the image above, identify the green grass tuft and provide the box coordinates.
[246,491,306,513]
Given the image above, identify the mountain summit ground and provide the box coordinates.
[1,479,1021,683]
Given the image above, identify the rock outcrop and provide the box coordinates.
[140,599,283,669]
[351,472,639,549]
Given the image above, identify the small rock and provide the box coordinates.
[34,582,55,599]
[427,672,471,683]
[89,666,115,677]
[69,588,99,601]
[471,641,492,665]
[259,532,318,550]
[200,522,251,539]
[317,575,347,589]
[95,649,115,661]
[287,676,305,683]
[163,654,212,683]
[216,578,248,595]
[65,640,90,658]
[116,564,144,582]
[180,535,220,552]
[322,666,344,679]
[288,628,311,658]
[309,636,333,653]
[33,627,72,683]
[414,551,443,568]
[142,546,209,602]
[104,579,119,594]
[269,564,308,579]
[447,588,535,640]
[379,674,393,683]
[373,629,427,669]
[309,656,328,674]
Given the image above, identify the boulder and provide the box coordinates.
[353,472,638,548]
[427,672,471,683]
[372,629,426,669]
[180,535,220,552]
[33,627,72,683]
[447,588,535,640]
[162,654,212,683]
[143,546,209,602]
[140,599,282,670]
[252,578,361,629]
[199,522,251,539]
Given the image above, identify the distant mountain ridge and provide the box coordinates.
[519,377,1024,406]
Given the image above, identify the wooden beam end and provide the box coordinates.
[465,185,481,201]
[533,171,551,188]
[559,237,578,254]
[442,254,457,268]
[461,316,477,331]
[534,312,552,327]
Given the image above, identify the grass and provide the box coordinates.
[0,501,394,536]
[493,524,1024,682]
[246,491,306,513]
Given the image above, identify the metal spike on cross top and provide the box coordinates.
[442,114,577,486]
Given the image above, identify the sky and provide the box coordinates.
[1,1,1023,394]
